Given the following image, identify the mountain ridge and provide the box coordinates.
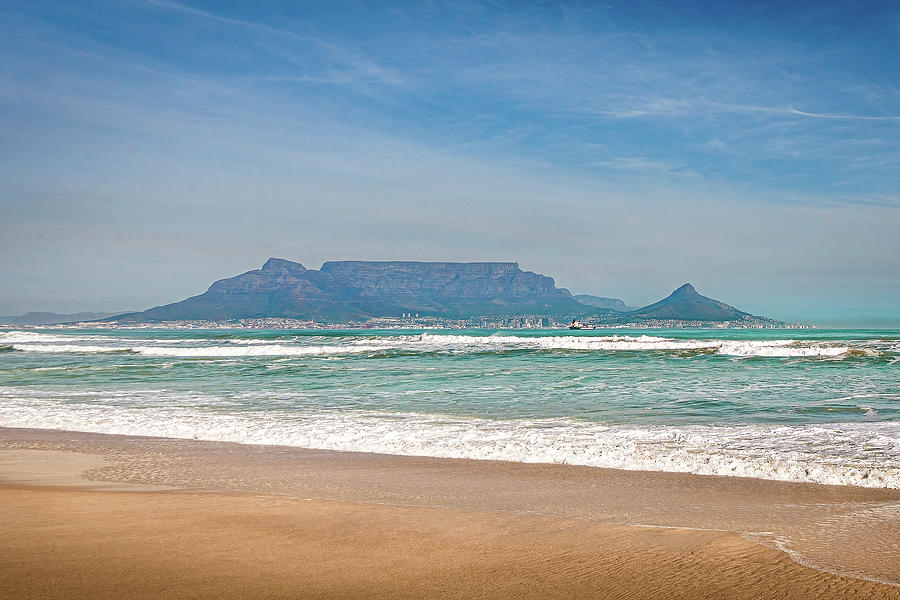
[0,311,124,325]
[573,295,633,312]
[105,259,781,325]
[112,258,602,323]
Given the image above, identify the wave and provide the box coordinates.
[715,341,849,357]
[10,343,395,357]
[419,333,714,351]
[12,344,129,354]
[0,397,896,488]
[2,330,875,359]
[0,331,77,343]
[132,344,393,357]
[418,334,852,357]
[0,330,298,346]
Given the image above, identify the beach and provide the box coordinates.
[2,327,898,597]
[5,0,899,594]
[1,427,898,599]
[2,328,898,489]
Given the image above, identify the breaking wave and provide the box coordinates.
[12,344,128,354]
[1,395,897,488]
[11,343,394,357]
[2,330,880,358]
[417,334,853,357]
[0,331,77,343]
[133,344,393,357]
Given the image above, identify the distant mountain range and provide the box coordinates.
[112,259,599,322]
[573,295,635,312]
[106,258,781,325]
[0,311,123,325]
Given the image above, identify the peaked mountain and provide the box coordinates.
[112,258,604,322]
[626,283,754,322]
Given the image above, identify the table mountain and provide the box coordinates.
[112,258,602,322]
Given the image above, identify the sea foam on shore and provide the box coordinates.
[2,327,898,488]
[1,394,897,488]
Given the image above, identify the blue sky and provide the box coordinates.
[1,0,899,325]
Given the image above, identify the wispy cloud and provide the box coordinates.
[586,99,900,122]
[146,0,302,39]
[591,157,697,177]
[1,0,898,318]
[786,107,900,121]
[146,0,408,88]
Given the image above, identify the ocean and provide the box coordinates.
[1,327,898,488]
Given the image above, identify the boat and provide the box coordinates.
[568,319,596,330]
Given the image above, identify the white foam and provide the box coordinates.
[131,344,393,357]
[419,333,719,351]
[0,331,76,343]
[12,344,126,354]
[419,334,852,357]
[10,343,394,357]
[1,330,869,359]
[0,394,896,488]
[715,341,849,357]
[220,338,292,345]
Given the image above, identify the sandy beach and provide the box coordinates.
[1,427,898,599]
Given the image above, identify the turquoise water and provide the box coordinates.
[1,327,898,487]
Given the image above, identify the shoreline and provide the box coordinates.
[2,426,899,596]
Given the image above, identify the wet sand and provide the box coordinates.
[1,427,898,599]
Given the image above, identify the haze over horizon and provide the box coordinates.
[2,1,899,326]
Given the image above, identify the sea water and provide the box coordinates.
[1,327,897,488]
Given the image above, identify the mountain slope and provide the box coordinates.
[573,295,633,312]
[1,312,123,325]
[112,258,366,322]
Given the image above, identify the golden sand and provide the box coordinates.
[1,428,898,599]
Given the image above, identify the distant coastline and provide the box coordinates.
[85,258,802,328]
[1,260,817,329]
[4,316,814,330]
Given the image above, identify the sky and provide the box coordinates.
[1,0,898,326]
